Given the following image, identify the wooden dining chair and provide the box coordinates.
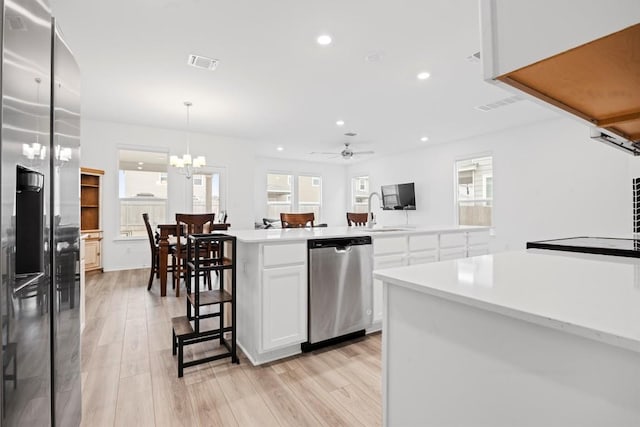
[143,213,160,291]
[280,212,315,228]
[172,213,215,297]
[346,212,369,226]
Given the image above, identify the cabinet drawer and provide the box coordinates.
[408,250,437,266]
[468,230,490,246]
[439,247,466,261]
[263,243,306,267]
[409,234,438,251]
[374,254,405,270]
[373,236,406,256]
[468,245,490,257]
[84,231,102,240]
[440,232,467,249]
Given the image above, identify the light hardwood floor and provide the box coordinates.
[81,268,382,426]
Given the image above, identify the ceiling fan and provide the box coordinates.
[311,142,375,160]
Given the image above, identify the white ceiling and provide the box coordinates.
[50,0,558,163]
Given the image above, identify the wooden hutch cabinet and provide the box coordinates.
[80,167,104,271]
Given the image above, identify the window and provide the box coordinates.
[351,175,369,213]
[266,173,322,220]
[118,149,168,237]
[455,155,492,226]
[266,173,293,219]
[192,170,225,219]
[298,175,321,219]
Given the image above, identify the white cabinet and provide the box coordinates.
[408,234,437,252]
[468,230,490,257]
[373,254,405,325]
[408,250,438,266]
[439,247,467,261]
[374,236,406,256]
[261,265,307,351]
[84,237,101,271]
[480,0,640,79]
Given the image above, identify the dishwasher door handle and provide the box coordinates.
[334,246,353,254]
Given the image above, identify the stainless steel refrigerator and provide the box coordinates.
[0,0,81,425]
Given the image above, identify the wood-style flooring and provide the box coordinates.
[81,268,382,426]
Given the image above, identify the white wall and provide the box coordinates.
[81,118,257,271]
[253,157,348,226]
[82,115,633,270]
[348,118,632,252]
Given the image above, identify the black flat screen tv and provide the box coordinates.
[381,182,416,210]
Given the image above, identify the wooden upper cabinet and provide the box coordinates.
[80,167,104,231]
[496,24,640,144]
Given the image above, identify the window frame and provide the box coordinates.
[453,153,493,227]
[297,174,322,221]
[190,165,227,218]
[266,171,323,222]
[116,146,169,240]
[350,174,370,213]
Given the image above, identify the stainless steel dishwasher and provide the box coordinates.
[304,236,373,350]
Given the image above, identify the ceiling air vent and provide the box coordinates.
[475,95,524,112]
[187,54,219,71]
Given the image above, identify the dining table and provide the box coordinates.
[156,223,230,297]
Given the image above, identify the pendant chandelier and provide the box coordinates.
[169,101,206,179]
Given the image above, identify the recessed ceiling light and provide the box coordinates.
[137,166,143,170]
[276,146,284,151]
[138,162,144,165]
[417,71,431,80]
[336,120,345,126]
[420,136,429,142]
[317,34,332,46]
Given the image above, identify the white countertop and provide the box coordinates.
[227,225,489,243]
[374,250,640,353]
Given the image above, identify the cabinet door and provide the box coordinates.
[373,236,407,256]
[373,254,405,324]
[84,239,100,270]
[439,247,467,261]
[408,250,438,266]
[468,245,490,257]
[440,232,467,249]
[262,265,307,351]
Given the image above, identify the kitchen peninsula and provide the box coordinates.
[228,225,490,365]
[375,250,640,426]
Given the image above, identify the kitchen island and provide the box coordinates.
[374,250,640,426]
[227,225,490,365]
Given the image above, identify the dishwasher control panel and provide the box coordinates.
[308,236,372,249]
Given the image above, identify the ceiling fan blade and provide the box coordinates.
[310,151,339,155]
[353,150,375,155]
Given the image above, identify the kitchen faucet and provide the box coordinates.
[367,192,380,228]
